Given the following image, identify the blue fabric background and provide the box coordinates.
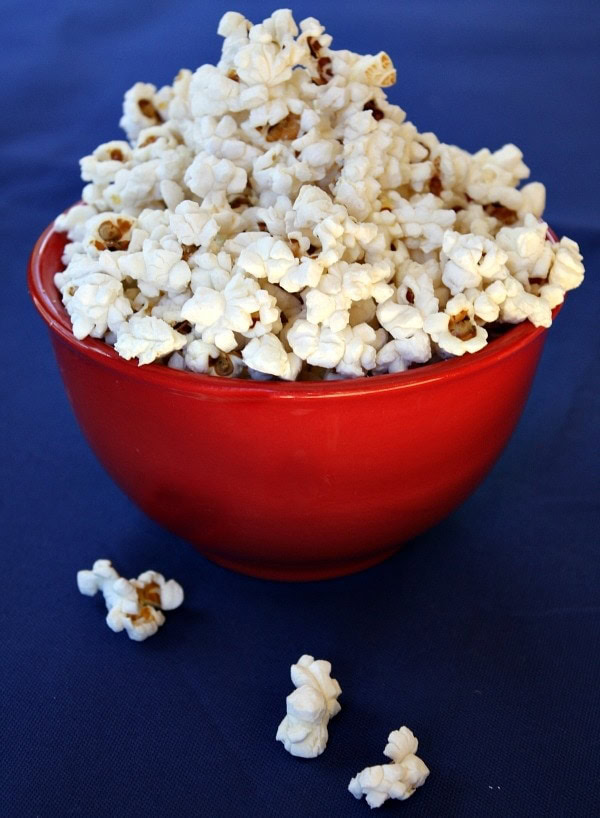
[2,1,599,815]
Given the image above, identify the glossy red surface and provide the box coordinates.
[29,219,556,580]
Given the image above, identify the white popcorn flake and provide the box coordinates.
[424,293,488,356]
[238,236,296,282]
[377,300,422,340]
[276,654,342,758]
[77,559,183,642]
[184,339,219,374]
[55,204,98,240]
[242,333,300,380]
[159,179,185,211]
[140,237,190,295]
[181,272,276,352]
[287,319,347,368]
[376,331,431,373]
[54,7,584,381]
[498,278,553,328]
[349,726,429,808]
[518,181,546,218]
[441,230,508,294]
[395,195,456,253]
[336,323,382,377]
[65,273,132,340]
[348,51,397,87]
[549,237,585,291]
[120,82,164,141]
[398,273,439,317]
[539,283,565,310]
[239,234,325,293]
[104,162,161,211]
[470,288,501,323]
[305,278,351,332]
[169,200,220,248]
[462,144,530,211]
[80,141,133,187]
[114,315,186,365]
[184,151,247,198]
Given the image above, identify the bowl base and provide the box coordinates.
[200,545,401,582]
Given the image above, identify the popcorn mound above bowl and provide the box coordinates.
[53,9,585,382]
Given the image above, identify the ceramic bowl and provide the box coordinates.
[29,218,557,580]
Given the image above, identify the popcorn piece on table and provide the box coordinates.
[276,654,342,758]
[77,559,184,641]
[348,726,429,808]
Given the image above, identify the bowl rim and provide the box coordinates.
[28,213,560,399]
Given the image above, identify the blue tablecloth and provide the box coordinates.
[2,1,599,815]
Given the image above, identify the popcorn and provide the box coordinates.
[169,200,220,248]
[54,8,584,379]
[181,272,278,352]
[64,272,132,340]
[336,324,385,377]
[395,195,456,253]
[55,204,98,239]
[77,559,183,641]
[242,333,301,379]
[424,293,488,356]
[376,300,423,340]
[348,726,429,808]
[466,144,530,209]
[80,141,133,186]
[441,230,508,294]
[496,215,548,275]
[287,319,346,368]
[184,151,247,198]
[120,83,164,141]
[376,331,431,373]
[276,654,342,758]
[114,315,186,365]
[496,277,553,328]
[138,237,191,296]
[549,237,585,291]
[348,51,397,87]
[238,235,323,292]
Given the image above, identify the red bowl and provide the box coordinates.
[28,218,558,581]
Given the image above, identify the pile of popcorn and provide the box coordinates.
[54,9,585,381]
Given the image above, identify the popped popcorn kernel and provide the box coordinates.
[77,559,183,641]
[349,726,429,808]
[54,7,584,379]
[276,654,342,758]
